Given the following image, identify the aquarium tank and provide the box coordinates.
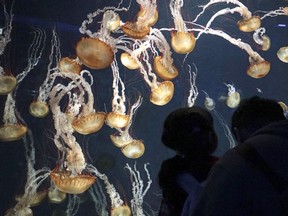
[0,0,287,215]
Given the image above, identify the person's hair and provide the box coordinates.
[231,96,286,138]
[161,106,218,157]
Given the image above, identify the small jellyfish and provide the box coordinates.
[225,83,240,108]
[202,90,215,111]
[0,75,16,95]
[237,16,261,32]
[111,205,131,216]
[150,81,174,106]
[278,101,288,118]
[121,139,145,159]
[58,57,82,74]
[29,101,50,118]
[277,46,288,63]
[247,58,271,78]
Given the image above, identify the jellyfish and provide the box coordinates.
[169,0,196,54]
[186,64,198,108]
[202,91,215,111]
[125,163,152,216]
[277,46,288,63]
[29,29,60,118]
[252,27,271,51]
[151,28,178,80]
[0,28,45,142]
[121,140,145,159]
[0,70,17,95]
[121,0,158,39]
[110,96,143,148]
[47,184,67,204]
[278,101,288,118]
[58,57,82,75]
[106,60,130,129]
[225,83,240,108]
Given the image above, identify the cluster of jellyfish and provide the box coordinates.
[0,0,288,215]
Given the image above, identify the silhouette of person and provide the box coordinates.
[158,106,218,216]
[191,96,288,216]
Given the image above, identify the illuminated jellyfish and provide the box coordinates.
[169,0,196,54]
[125,163,152,216]
[0,0,13,55]
[110,96,142,148]
[47,184,67,204]
[225,83,240,108]
[0,69,16,95]
[202,90,215,111]
[86,164,131,216]
[277,46,288,63]
[48,83,96,194]
[253,27,271,51]
[58,57,82,75]
[189,26,270,78]
[186,64,198,107]
[0,28,45,141]
[106,60,130,129]
[29,29,60,118]
[121,139,145,159]
[78,1,132,69]
[151,28,178,80]
[192,0,260,33]
[122,0,158,39]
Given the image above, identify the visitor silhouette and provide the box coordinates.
[158,106,218,216]
[191,96,288,216]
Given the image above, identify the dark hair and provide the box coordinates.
[161,106,218,156]
[231,96,286,137]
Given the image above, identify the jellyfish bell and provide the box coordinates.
[204,97,215,111]
[153,56,178,80]
[237,16,261,32]
[76,37,114,69]
[150,81,174,106]
[50,166,96,194]
[104,10,121,32]
[72,112,106,135]
[247,60,271,78]
[278,101,288,118]
[0,75,17,95]
[137,8,159,27]
[29,101,49,118]
[110,133,133,148]
[171,31,196,54]
[58,57,82,74]
[48,187,67,204]
[121,139,145,159]
[111,205,131,216]
[106,112,130,129]
[121,21,150,39]
[226,91,240,108]
[120,52,140,70]
[261,35,271,51]
[0,124,28,142]
[277,46,288,63]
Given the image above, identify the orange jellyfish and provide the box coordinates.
[111,205,131,216]
[50,166,96,194]
[225,83,241,108]
[277,46,288,63]
[247,59,271,78]
[76,37,114,69]
[150,81,174,106]
[237,16,261,32]
[170,0,196,54]
[58,57,82,74]
[151,28,178,80]
[121,139,145,159]
[121,0,157,39]
[0,75,16,95]
[29,101,49,118]
[0,123,27,142]
[106,61,130,129]
[72,112,106,135]
[261,35,271,51]
[120,52,140,70]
